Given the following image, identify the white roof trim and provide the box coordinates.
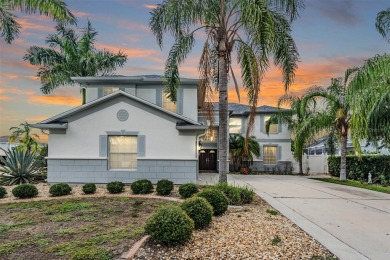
[39,91,201,125]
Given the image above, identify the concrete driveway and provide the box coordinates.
[199,173,390,260]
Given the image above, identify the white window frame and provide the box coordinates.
[108,135,137,170]
[263,145,277,165]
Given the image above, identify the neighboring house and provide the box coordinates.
[31,75,294,184]
[199,103,293,172]
[0,136,19,158]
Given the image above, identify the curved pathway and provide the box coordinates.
[224,174,390,260]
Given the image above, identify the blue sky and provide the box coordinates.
[0,0,389,141]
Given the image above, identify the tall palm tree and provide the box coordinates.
[9,121,40,152]
[24,21,127,104]
[0,0,76,44]
[229,134,260,171]
[265,93,312,174]
[297,79,350,180]
[346,7,390,150]
[150,0,303,182]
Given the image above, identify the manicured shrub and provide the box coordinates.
[71,247,111,260]
[178,183,199,198]
[49,183,72,197]
[328,155,390,184]
[156,179,174,195]
[0,186,7,198]
[131,179,153,194]
[145,205,194,246]
[196,188,228,216]
[12,184,38,199]
[213,183,242,205]
[239,186,255,204]
[82,183,96,194]
[180,197,213,229]
[106,181,125,194]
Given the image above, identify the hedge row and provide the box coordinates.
[328,155,390,184]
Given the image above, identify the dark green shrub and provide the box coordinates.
[156,179,174,195]
[178,183,199,198]
[82,183,96,194]
[328,155,390,184]
[131,179,153,194]
[212,183,242,205]
[238,186,255,204]
[0,186,6,198]
[71,247,111,260]
[145,205,194,246]
[197,188,228,216]
[106,181,125,194]
[12,184,38,199]
[49,183,72,197]
[180,197,213,229]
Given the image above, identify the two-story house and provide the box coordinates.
[31,75,293,184]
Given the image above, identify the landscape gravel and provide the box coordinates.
[135,196,335,260]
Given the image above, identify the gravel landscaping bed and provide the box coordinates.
[135,196,335,259]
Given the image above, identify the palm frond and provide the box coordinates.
[376,7,390,41]
[24,46,64,66]
[0,7,20,43]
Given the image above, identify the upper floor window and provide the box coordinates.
[263,146,277,165]
[203,128,218,141]
[108,136,137,170]
[229,118,242,134]
[162,93,177,113]
[264,116,278,133]
[104,87,120,95]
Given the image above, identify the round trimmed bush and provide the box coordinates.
[107,181,125,194]
[178,183,199,198]
[82,183,96,194]
[12,184,38,199]
[131,179,153,194]
[145,205,194,246]
[0,186,7,199]
[180,197,213,229]
[197,188,228,216]
[49,183,72,197]
[71,248,111,260]
[156,179,174,195]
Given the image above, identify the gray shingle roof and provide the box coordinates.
[211,103,285,115]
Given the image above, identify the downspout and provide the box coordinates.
[196,132,206,181]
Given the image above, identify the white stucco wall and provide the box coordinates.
[48,97,197,160]
[86,88,98,103]
[182,88,198,121]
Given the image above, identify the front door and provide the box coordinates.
[199,149,217,171]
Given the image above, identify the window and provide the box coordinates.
[203,128,218,141]
[229,118,242,134]
[264,116,278,133]
[263,146,277,165]
[162,93,176,113]
[108,136,137,169]
[104,87,120,95]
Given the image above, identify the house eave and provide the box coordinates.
[29,123,68,129]
[176,125,208,131]
[71,76,199,85]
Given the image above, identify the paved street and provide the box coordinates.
[199,173,390,260]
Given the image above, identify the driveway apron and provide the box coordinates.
[227,174,390,260]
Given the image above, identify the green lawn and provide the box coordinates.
[0,197,175,260]
[312,178,390,194]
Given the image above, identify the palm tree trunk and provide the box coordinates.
[298,155,303,175]
[218,49,229,183]
[339,134,347,180]
[82,87,86,105]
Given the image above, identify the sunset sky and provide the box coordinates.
[0,0,389,142]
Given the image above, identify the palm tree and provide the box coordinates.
[149,0,303,182]
[346,7,390,150]
[229,134,260,172]
[24,21,127,104]
[297,79,350,180]
[9,121,40,152]
[0,0,76,44]
[265,93,312,174]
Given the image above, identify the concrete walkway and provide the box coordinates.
[198,173,390,260]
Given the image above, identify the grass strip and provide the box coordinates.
[312,178,390,194]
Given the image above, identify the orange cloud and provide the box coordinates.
[28,95,81,106]
[95,43,164,63]
[144,4,157,9]
[0,96,13,101]
[0,87,36,95]
[117,20,150,32]
[26,116,50,122]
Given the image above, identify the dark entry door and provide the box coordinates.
[199,149,217,171]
